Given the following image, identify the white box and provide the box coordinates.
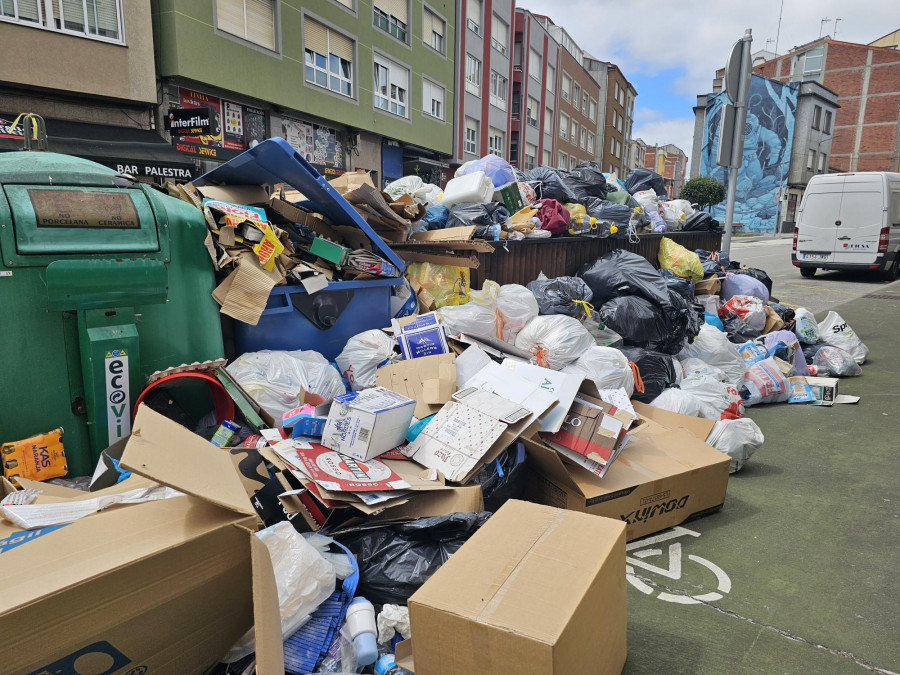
[321,387,416,461]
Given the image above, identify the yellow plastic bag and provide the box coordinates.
[658,236,704,282]
[405,263,470,308]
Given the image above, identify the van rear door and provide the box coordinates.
[831,174,885,265]
[796,180,841,264]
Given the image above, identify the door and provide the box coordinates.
[796,180,842,264]
[831,175,885,264]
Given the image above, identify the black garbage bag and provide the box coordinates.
[664,289,704,348]
[721,314,761,344]
[729,266,774,293]
[562,162,610,201]
[598,296,671,351]
[660,268,694,300]
[682,211,721,232]
[578,249,672,309]
[619,347,679,404]
[526,166,578,203]
[768,303,796,323]
[695,249,731,275]
[582,197,633,229]
[473,442,528,513]
[446,201,509,230]
[623,168,667,197]
[334,511,491,605]
[526,274,593,316]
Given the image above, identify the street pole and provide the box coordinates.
[722,29,753,254]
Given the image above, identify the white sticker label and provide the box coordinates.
[105,350,131,443]
[0,271,11,277]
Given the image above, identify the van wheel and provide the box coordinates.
[800,267,817,278]
[882,256,900,282]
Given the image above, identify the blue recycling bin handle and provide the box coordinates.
[194,138,405,274]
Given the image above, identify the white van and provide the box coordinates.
[792,172,900,279]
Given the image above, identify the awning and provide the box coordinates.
[0,114,198,180]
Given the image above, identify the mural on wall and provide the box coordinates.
[700,74,798,233]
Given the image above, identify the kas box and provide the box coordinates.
[408,500,626,675]
[524,405,730,540]
[322,386,416,461]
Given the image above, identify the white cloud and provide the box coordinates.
[634,108,665,123]
[632,116,697,181]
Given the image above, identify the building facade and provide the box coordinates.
[600,64,635,176]
[0,1,193,180]
[753,37,900,173]
[628,137,647,177]
[643,144,687,197]
[152,0,457,186]
[452,0,514,168]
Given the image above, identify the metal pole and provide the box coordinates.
[722,29,753,253]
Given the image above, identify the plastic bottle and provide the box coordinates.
[345,597,378,666]
[490,223,502,240]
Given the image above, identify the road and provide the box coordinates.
[729,236,892,312]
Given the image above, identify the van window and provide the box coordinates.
[891,191,900,224]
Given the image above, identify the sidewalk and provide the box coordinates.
[623,283,900,674]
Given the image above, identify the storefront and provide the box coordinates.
[273,113,346,179]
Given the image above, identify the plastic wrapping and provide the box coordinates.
[455,154,517,187]
[526,273,594,317]
[708,418,765,473]
[658,237,704,282]
[334,512,491,605]
[624,168,667,196]
[514,314,595,370]
[794,307,819,344]
[578,249,671,309]
[562,346,635,397]
[336,330,399,392]
[680,356,727,382]
[224,522,336,662]
[680,372,744,420]
[473,442,528,513]
[742,357,791,406]
[496,284,539,343]
[227,350,346,422]
[585,318,625,347]
[813,346,862,377]
[632,188,660,216]
[818,310,869,365]
[719,295,766,336]
[650,388,703,417]
[384,176,425,201]
[696,294,721,315]
[721,272,769,303]
[620,347,679,404]
[801,341,830,363]
[678,324,746,389]
[406,262,470,308]
[437,302,497,339]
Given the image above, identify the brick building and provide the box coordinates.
[643,144,687,198]
[753,37,900,172]
[600,64,636,176]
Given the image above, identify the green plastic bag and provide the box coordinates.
[658,236,704,282]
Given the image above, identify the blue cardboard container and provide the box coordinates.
[196,138,405,360]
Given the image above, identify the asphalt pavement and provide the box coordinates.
[623,277,900,673]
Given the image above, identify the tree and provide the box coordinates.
[680,177,726,212]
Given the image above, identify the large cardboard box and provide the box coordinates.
[408,500,626,675]
[524,406,730,541]
[0,406,287,675]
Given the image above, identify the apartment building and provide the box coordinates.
[152,0,456,186]
[643,143,687,197]
[628,137,647,176]
[452,0,514,167]
[0,1,193,180]
[601,64,636,176]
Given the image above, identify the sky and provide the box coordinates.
[519,0,896,174]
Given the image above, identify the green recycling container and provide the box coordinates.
[0,152,224,476]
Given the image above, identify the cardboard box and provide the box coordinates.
[524,408,730,541]
[540,393,637,465]
[695,276,722,295]
[0,406,287,675]
[392,312,450,359]
[408,500,626,675]
[376,353,458,419]
[493,181,526,214]
[321,387,416,461]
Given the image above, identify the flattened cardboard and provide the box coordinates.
[395,249,481,269]
[375,353,458,419]
[410,226,476,242]
[195,184,269,206]
[408,500,626,675]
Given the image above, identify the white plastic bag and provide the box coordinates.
[742,357,791,406]
[438,302,497,339]
[719,295,767,335]
[227,350,346,422]
[650,387,702,416]
[633,188,659,215]
[708,418,764,473]
[679,325,746,389]
[793,307,819,344]
[679,356,727,382]
[335,330,398,391]
[818,310,869,365]
[224,522,336,662]
[496,284,539,343]
[813,346,862,377]
[695,294,721,315]
[383,175,425,201]
[515,315,595,371]
[563,346,635,396]
[681,372,744,420]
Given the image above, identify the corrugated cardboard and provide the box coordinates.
[410,226,476,242]
[408,500,626,675]
[0,406,285,675]
[194,184,269,206]
[376,353,458,419]
[524,409,729,541]
[321,387,416,461]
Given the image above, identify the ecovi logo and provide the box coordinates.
[105,350,131,443]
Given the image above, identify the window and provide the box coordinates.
[616,140,621,158]
[373,54,409,117]
[422,78,444,120]
[614,82,619,100]
[524,142,537,170]
[466,0,481,34]
[807,149,816,171]
[580,127,587,150]
[526,96,539,128]
[423,6,445,53]
[491,14,508,55]
[803,46,824,76]
[558,152,568,169]
[489,70,508,110]
[510,140,518,162]
[545,106,553,131]
[617,115,623,133]
[546,63,555,94]
[824,110,833,134]
[571,119,578,142]
[488,127,505,156]
[465,54,482,95]
[305,18,353,97]
[569,156,577,170]
[573,83,581,104]
[5,0,125,41]
[609,136,615,154]
[373,0,408,42]
[529,48,541,80]
[582,92,589,115]
[618,88,624,106]
[589,99,597,121]
[543,149,551,166]
[812,105,822,130]
[561,73,571,101]
[217,0,276,50]
[464,117,478,155]
[612,110,618,128]
[817,152,827,174]
[511,91,520,116]
[560,112,569,140]
[587,132,595,154]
